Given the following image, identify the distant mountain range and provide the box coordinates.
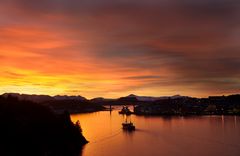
[126,94,187,101]
[2,93,87,103]
[1,93,104,114]
[2,92,240,115]
[1,93,187,103]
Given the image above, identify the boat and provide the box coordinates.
[119,106,132,115]
[122,121,135,131]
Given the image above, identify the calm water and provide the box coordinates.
[71,107,240,156]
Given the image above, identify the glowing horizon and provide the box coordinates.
[0,0,239,99]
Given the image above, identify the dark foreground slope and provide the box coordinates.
[0,95,88,156]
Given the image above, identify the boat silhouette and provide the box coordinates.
[122,115,135,131]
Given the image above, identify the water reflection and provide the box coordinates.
[235,116,237,128]
[71,110,240,156]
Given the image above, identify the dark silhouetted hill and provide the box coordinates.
[43,99,105,114]
[0,95,88,156]
[2,93,105,114]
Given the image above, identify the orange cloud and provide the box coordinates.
[0,0,239,98]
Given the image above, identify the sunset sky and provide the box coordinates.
[0,0,239,98]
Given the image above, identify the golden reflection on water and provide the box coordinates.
[71,109,240,156]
